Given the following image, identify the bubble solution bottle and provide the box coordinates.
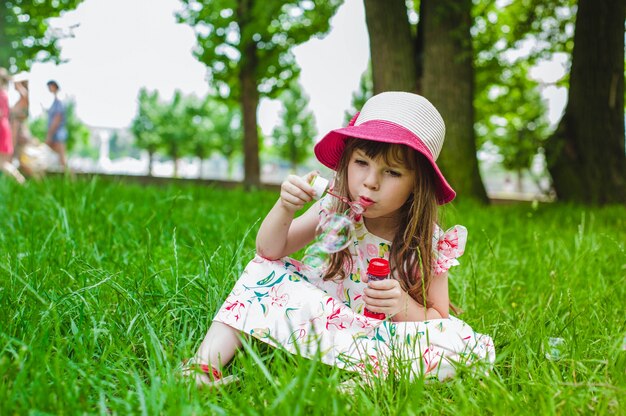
[363,258,390,320]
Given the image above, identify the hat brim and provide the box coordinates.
[314,120,456,205]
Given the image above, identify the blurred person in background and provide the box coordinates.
[11,76,31,149]
[0,68,25,183]
[11,76,51,179]
[46,80,68,170]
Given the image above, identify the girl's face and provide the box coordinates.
[346,148,415,220]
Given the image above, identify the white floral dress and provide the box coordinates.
[214,196,495,381]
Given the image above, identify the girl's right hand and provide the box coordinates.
[279,171,318,213]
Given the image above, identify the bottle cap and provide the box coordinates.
[367,258,390,277]
[310,175,329,200]
[364,309,386,320]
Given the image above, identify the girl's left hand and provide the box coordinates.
[362,279,406,316]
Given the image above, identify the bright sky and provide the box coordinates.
[17,0,566,139]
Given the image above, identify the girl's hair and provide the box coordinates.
[322,138,439,308]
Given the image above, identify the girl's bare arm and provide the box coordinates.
[365,272,451,321]
[255,172,321,260]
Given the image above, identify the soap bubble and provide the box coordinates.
[302,213,355,268]
[302,245,328,269]
[316,214,355,253]
[301,185,368,272]
[545,337,565,361]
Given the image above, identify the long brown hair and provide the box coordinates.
[322,138,439,308]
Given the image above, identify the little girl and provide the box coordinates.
[185,91,495,386]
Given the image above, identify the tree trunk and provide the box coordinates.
[421,0,489,203]
[239,0,261,189]
[364,0,417,93]
[290,139,297,173]
[240,52,260,189]
[147,150,154,177]
[0,5,8,69]
[414,0,425,93]
[545,0,625,204]
[199,157,206,179]
[225,152,234,179]
[516,169,524,193]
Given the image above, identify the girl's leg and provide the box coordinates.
[185,321,242,386]
[47,141,66,169]
[57,143,67,169]
[195,321,242,370]
[0,154,25,184]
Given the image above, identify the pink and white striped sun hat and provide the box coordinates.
[314,91,455,205]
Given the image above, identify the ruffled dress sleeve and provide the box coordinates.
[432,225,468,275]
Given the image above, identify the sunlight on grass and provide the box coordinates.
[0,176,624,414]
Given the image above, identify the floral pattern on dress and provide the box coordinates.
[213,195,495,381]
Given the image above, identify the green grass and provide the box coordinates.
[0,176,624,415]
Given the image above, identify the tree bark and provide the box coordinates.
[414,0,425,93]
[238,0,261,189]
[545,0,625,204]
[200,157,206,179]
[364,0,418,93]
[240,52,260,188]
[0,5,8,69]
[147,150,154,177]
[421,0,488,203]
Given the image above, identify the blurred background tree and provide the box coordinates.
[271,81,316,172]
[1,0,84,72]
[361,0,624,205]
[177,0,343,188]
[473,0,575,200]
[130,89,244,179]
[186,98,216,178]
[190,95,243,179]
[363,0,488,203]
[363,0,418,93]
[204,99,243,179]
[474,62,551,194]
[131,89,162,176]
[421,0,488,203]
[471,0,624,204]
[108,130,141,161]
[544,0,625,204]
[344,65,373,125]
[157,91,193,177]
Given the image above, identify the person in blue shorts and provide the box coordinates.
[45,80,68,169]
